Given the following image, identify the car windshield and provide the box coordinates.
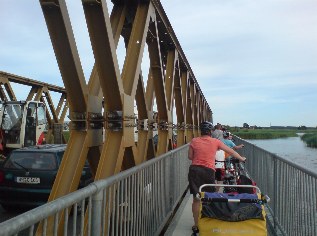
[4,152,57,170]
[1,104,23,131]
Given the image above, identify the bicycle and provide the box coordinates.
[222,158,245,193]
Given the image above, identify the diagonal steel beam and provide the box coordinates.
[33,86,45,101]
[144,70,156,159]
[121,3,153,98]
[38,1,90,234]
[135,75,150,163]
[147,18,170,155]
[86,4,127,104]
[165,49,177,150]
[186,80,194,141]
[43,89,59,122]
[40,0,87,112]
[83,0,123,110]
[0,85,8,101]
[148,20,168,120]
[0,76,17,101]
[190,82,198,137]
[165,50,177,111]
[55,93,67,118]
[26,87,38,101]
[174,66,185,146]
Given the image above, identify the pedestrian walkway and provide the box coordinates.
[165,184,225,236]
[165,191,193,236]
[165,186,274,236]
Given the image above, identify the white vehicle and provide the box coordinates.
[0,101,47,158]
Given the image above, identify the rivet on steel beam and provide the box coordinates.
[105,111,123,131]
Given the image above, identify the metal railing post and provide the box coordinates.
[91,190,103,236]
[273,156,278,234]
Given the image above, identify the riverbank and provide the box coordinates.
[301,133,317,148]
[231,129,317,148]
[248,136,317,173]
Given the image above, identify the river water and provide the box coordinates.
[247,135,317,173]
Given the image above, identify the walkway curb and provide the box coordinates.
[164,191,193,236]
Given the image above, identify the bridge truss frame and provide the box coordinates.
[0,71,68,143]
[39,0,211,197]
[8,0,212,233]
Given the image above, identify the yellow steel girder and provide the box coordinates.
[35,0,212,234]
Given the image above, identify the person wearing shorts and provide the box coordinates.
[188,121,246,234]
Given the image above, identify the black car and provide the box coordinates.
[0,144,93,211]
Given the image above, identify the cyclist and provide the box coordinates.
[188,121,246,234]
[223,131,244,150]
[211,123,224,140]
[222,131,244,168]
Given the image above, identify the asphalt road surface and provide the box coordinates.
[0,205,24,223]
[0,205,83,235]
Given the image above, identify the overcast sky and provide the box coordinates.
[0,0,316,128]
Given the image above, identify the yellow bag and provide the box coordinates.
[198,192,267,236]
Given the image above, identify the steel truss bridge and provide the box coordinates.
[1,0,212,232]
[1,1,317,236]
[0,71,68,143]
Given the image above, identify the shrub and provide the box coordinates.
[301,133,317,148]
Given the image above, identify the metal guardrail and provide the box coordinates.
[235,136,317,236]
[0,145,190,236]
[2,137,316,236]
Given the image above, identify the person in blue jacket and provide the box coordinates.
[222,131,244,167]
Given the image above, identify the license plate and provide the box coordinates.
[16,177,40,184]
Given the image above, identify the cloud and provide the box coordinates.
[161,0,317,126]
[0,0,316,127]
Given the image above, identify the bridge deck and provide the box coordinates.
[165,191,193,236]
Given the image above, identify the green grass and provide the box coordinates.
[232,129,298,139]
[301,133,317,148]
[230,128,317,148]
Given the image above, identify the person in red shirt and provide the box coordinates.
[188,121,246,234]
